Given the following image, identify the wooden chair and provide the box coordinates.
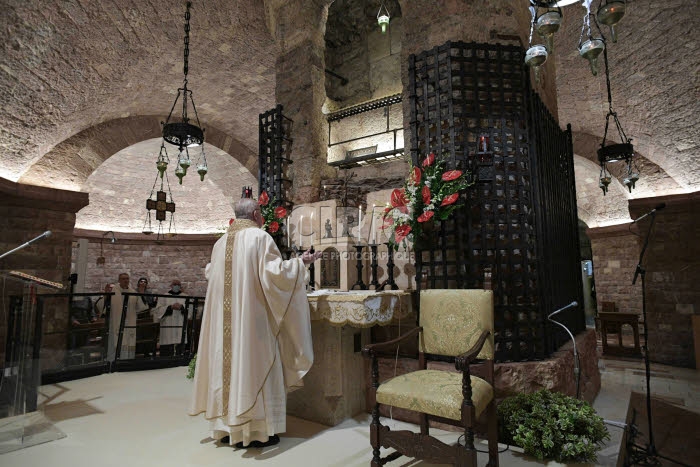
[363,289,498,467]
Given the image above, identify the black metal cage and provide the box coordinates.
[409,41,583,362]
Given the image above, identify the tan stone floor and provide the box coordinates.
[2,342,699,466]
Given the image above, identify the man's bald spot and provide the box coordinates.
[234,198,258,220]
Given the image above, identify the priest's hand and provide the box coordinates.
[301,249,323,266]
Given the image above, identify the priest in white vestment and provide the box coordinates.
[96,273,148,361]
[189,198,320,448]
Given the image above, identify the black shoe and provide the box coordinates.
[220,436,230,444]
[235,434,280,449]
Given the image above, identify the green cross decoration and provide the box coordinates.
[146,190,175,221]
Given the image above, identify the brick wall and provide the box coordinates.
[629,193,700,368]
[588,225,643,316]
[72,230,218,297]
[0,178,88,365]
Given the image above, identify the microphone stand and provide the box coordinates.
[627,210,660,466]
[0,231,52,260]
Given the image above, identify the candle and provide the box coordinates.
[299,215,303,246]
[371,204,377,244]
[310,211,314,241]
[358,206,362,241]
[287,215,291,248]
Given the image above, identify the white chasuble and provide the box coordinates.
[189,219,313,446]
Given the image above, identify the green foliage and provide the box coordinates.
[186,353,197,380]
[497,389,609,463]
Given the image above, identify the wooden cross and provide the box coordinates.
[146,190,175,221]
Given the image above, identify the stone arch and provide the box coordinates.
[574,154,630,227]
[19,116,258,192]
[572,131,683,198]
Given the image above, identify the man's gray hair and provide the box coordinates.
[234,198,258,220]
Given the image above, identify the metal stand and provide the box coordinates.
[351,245,368,290]
[377,243,399,290]
[625,211,660,467]
[369,244,380,289]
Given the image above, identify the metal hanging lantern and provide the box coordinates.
[525,5,549,84]
[597,34,639,195]
[536,9,562,51]
[597,0,626,43]
[161,2,205,182]
[377,1,390,34]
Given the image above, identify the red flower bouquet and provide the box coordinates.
[383,153,473,250]
[258,190,287,235]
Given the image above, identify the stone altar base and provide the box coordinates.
[368,328,601,430]
[287,321,371,426]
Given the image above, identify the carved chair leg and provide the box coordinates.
[371,404,382,466]
[487,401,499,466]
[420,413,429,436]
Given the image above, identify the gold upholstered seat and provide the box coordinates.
[363,289,498,467]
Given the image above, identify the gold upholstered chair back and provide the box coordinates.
[419,289,495,360]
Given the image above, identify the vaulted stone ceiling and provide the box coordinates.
[2,0,698,224]
[1,0,276,182]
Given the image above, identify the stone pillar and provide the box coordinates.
[0,177,89,365]
[398,0,558,154]
[629,192,700,368]
[267,0,334,204]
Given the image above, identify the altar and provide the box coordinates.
[287,289,412,426]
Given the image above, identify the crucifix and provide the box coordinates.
[146,190,176,221]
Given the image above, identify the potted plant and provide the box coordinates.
[497,389,610,463]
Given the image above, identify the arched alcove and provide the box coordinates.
[76,138,257,233]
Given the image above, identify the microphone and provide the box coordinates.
[0,230,53,260]
[632,203,665,224]
[548,301,578,319]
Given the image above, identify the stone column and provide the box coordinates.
[267,0,335,204]
[0,178,89,366]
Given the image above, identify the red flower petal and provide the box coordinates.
[422,185,431,204]
[440,193,459,206]
[268,221,279,233]
[409,167,422,185]
[229,218,235,225]
[417,211,435,223]
[258,191,270,206]
[441,170,463,182]
[390,188,408,207]
[274,206,287,219]
[422,153,436,167]
[394,224,412,243]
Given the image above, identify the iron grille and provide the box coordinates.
[409,41,583,362]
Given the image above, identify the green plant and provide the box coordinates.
[497,389,609,463]
[186,353,197,380]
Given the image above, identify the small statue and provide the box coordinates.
[324,219,333,238]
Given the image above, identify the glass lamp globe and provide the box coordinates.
[579,39,605,76]
[597,1,626,43]
[536,10,562,51]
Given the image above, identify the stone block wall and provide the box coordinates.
[588,224,643,316]
[629,193,700,368]
[0,178,88,365]
[72,230,218,297]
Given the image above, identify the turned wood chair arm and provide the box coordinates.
[454,330,491,371]
[362,326,422,358]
